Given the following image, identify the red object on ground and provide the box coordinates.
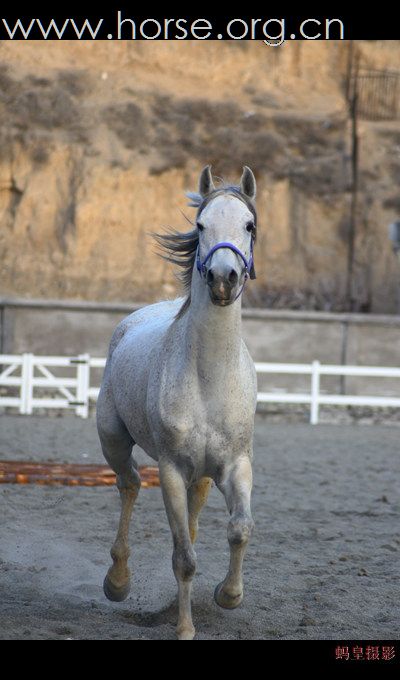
[0,460,159,487]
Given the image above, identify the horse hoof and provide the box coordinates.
[103,575,131,602]
[214,582,243,610]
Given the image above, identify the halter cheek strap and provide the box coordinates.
[196,240,255,300]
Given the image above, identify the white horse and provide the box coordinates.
[97,165,258,640]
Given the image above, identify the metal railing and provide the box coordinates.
[1,354,400,424]
[355,68,400,121]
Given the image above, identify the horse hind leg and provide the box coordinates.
[98,411,140,602]
[187,477,212,544]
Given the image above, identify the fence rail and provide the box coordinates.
[1,355,400,424]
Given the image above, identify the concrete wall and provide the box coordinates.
[1,298,400,396]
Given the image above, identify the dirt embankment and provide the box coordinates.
[0,41,400,311]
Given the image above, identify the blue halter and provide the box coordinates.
[196,240,254,300]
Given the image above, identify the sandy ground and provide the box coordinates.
[0,414,399,641]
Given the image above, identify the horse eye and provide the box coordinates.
[246,221,255,233]
[197,222,204,232]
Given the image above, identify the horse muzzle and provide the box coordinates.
[206,266,239,306]
[196,241,254,306]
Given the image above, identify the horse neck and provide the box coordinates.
[182,270,242,371]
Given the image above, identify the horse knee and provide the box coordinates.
[116,462,141,493]
[172,545,197,582]
[228,516,254,546]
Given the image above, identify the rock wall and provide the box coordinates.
[0,40,400,311]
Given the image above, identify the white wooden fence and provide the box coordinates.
[256,361,400,424]
[0,354,104,420]
[1,354,400,424]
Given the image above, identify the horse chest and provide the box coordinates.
[155,372,253,456]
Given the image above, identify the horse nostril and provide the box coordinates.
[206,269,214,285]
[228,269,238,285]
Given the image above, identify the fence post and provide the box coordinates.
[21,353,33,415]
[310,360,320,425]
[76,353,90,418]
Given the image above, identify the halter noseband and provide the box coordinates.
[196,239,255,301]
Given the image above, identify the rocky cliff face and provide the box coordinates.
[0,41,399,311]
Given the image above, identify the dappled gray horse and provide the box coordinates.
[97,166,258,640]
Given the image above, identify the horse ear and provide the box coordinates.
[240,166,256,200]
[199,165,215,197]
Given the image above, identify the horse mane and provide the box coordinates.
[153,184,257,320]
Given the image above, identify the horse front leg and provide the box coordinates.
[215,456,254,609]
[159,459,197,640]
